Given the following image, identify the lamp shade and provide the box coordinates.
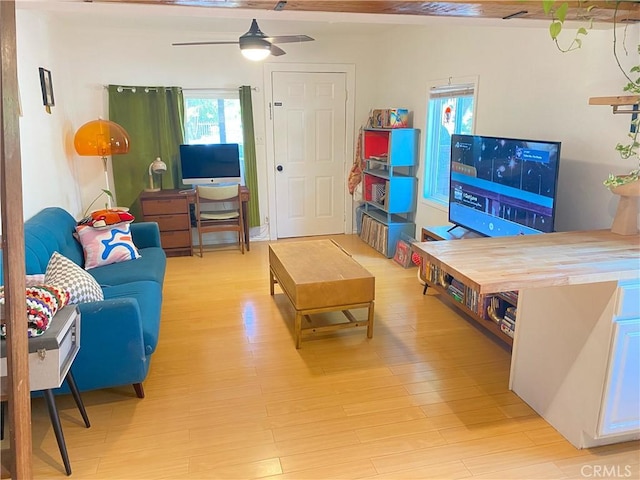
[149,157,167,175]
[145,157,168,192]
[74,119,130,157]
[240,38,271,61]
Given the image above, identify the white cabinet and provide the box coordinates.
[510,279,640,448]
[599,281,640,437]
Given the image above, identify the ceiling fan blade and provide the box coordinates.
[270,44,286,56]
[172,41,239,46]
[268,35,315,44]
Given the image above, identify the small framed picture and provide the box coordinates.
[39,67,54,112]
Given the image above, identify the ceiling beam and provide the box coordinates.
[89,0,640,22]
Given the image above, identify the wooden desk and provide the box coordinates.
[140,187,251,256]
[413,230,640,448]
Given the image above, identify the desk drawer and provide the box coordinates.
[146,214,190,231]
[142,198,188,216]
[160,230,191,249]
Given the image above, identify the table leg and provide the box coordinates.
[269,269,275,296]
[242,201,250,251]
[43,389,72,476]
[367,301,375,339]
[295,312,303,349]
[66,371,90,428]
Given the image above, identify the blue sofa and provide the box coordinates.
[2,207,166,398]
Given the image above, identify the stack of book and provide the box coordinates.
[500,306,517,338]
[448,278,465,303]
[360,215,388,256]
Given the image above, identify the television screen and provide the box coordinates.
[179,143,241,185]
[449,134,561,237]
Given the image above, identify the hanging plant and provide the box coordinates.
[543,1,640,189]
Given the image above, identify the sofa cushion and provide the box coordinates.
[24,207,84,274]
[76,222,141,270]
[103,280,162,355]
[88,246,166,287]
[45,252,104,303]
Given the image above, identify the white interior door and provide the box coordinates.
[272,71,347,238]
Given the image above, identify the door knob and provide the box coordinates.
[276,165,283,172]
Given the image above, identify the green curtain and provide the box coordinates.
[108,85,185,220]
[239,86,260,228]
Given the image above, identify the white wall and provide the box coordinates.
[16,9,82,220]
[373,23,640,232]
[13,4,640,234]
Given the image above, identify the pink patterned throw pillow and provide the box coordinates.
[76,222,141,270]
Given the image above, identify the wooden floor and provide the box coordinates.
[2,235,639,479]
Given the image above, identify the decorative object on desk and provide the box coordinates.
[172,18,314,61]
[44,252,104,304]
[145,157,167,192]
[74,119,130,208]
[38,67,54,114]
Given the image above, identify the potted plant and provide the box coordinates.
[82,189,114,218]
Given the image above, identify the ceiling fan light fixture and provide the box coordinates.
[241,46,271,61]
[240,39,272,61]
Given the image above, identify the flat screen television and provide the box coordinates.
[449,134,561,237]
[179,143,241,185]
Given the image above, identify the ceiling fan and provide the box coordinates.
[172,19,314,61]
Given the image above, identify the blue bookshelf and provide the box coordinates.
[359,128,420,258]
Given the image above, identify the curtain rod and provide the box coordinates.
[182,87,259,92]
[105,85,258,92]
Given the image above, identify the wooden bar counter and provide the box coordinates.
[413,229,640,449]
[413,229,639,294]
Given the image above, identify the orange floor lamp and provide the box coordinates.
[74,118,130,208]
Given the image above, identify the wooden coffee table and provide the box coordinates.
[269,239,375,348]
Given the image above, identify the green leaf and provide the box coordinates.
[550,21,562,40]
[542,0,554,15]
[556,2,569,22]
[574,38,582,49]
[577,27,588,36]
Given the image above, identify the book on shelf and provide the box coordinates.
[500,315,516,337]
[501,291,519,304]
[504,306,517,323]
[360,214,389,256]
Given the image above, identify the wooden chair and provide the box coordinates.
[195,184,244,256]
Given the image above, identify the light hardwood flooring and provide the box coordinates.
[2,234,639,479]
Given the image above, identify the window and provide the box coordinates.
[423,80,477,206]
[183,90,245,180]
